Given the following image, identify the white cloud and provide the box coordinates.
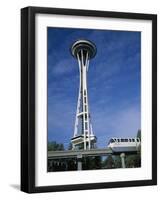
[51,58,76,76]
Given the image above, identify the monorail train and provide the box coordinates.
[107,138,141,153]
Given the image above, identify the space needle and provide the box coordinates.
[70,39,97,150]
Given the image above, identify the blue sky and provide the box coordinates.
[47,27,141,149]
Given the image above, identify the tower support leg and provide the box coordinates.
[120,153,126,168]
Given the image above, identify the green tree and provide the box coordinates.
[48,141,64,151]
[114,155,122,168]
[82,156,102,170]
[94,156,102,169]
[102,155,115,169]
[126,129,141,168]
[126,154,141,168]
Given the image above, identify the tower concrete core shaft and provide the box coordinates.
[71,40,97,150]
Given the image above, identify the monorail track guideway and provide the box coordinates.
[48,148,138,170]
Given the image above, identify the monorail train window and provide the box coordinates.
[109,139,115,143]
[125,139,128,142]
[129,139,132,142]
[121,139,124,142]
[137,138,140,142]
[132,139,135,142]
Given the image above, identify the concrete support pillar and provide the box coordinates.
[120,153,126,168]
[77,154,83,170]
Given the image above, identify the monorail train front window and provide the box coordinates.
[137,138,140,142]
[111,139,115,143]
[108,139,114,145]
